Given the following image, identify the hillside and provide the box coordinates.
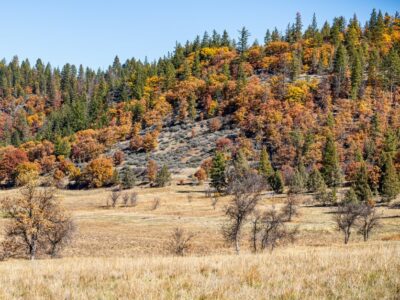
[0,10,399,192]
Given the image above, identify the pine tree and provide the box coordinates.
[121,167,136,189]
[192,52,201,78]
[271,27,280,42]
[289,168,306,194]
[380,154,400,202]
[350,51,363,99]
[210,151,227,193]
[155,165,171,187]
[321,135,342,187]
[269,170,284,194]
[294,12,303,41]
[264,29,271,45]
[343,187,358,204]
[221,30,231,47]
[258,147,273,179]
[353,163,372,202]
[384,48,400,101]
[233,149,249,176]
[237,27,250,60]
[54,136,71,157]
[333,43,348,98]
[307,167,326,193]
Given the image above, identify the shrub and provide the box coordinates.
[71,136,104,163]
[155,165,171,187]
[54,136,71,157]
[82,157,114,188]
[113,150,125,166]
[121,167,136,189]
[129,134,144,151]
[143,131,159,152]
[15,162,41,186]
[40,155,56,173]
[194,168,207,184]
[0,147,29,184]
[147,160,158,184]
[209,118,222,132]
[167,228,195,256]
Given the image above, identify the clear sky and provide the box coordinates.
[1,0,398,69]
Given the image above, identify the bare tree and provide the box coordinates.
[151,197,160,210]
[0,182,74,260]
[250,210,262,253]
[45,211,75,258]
[334,203,361,244]
[211,195,218,210]
[357,204,380,242]
[109,189,121,208]
[167,228,195,256]
[130,192,138,207]
[122,193,129,206]
[223,172,263,254]
[260,207,298,251]
[282,193,299,222]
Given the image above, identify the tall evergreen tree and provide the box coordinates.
[380,154,400,202]
[237,27,250,59]
[321,135,342,187]
[258,147,273,179]
[210,151,227,193]
[353,163,372,202]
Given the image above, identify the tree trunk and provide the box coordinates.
[344,229,350,244]
[235,236,240,255]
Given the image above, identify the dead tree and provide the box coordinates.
[250,210,262,253]
[260,207,298,251]
[151,197,160,210]
[46,210,75,258]
[167,228,195,256]
[223,172,263,254]
[282,193,299,222]
[334,203,361,244]
[130,192,138,207]
[109,189,121,208]
[122,193,129,206]
[0,182,74,260]
[357,204,380,241]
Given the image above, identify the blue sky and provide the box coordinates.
[1,0,398,69]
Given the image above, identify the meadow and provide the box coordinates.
[0,180,399,299]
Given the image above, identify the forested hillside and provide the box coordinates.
[1,10,400,195]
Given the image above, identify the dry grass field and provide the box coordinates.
[0,180,399,299]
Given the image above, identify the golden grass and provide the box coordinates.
[0,243,399,299]
[0,183,400,299]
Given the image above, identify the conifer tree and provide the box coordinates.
[353,163,372,202]
[351,51,363,99]
[210,151,227,193]
[343,187,358,204]
[307,167,326,193]
[380,154,400,202]
[258,147,273,179]
[264,29,271,45]
[155,165,171,187]
[321,135,342,187]
[271,27,280,42]
[294,12,303,41]
[233,149,249,177]
[332,43,348,98]
[54,136,71,157]
[237,27,250,60]
[269,170,284,194]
